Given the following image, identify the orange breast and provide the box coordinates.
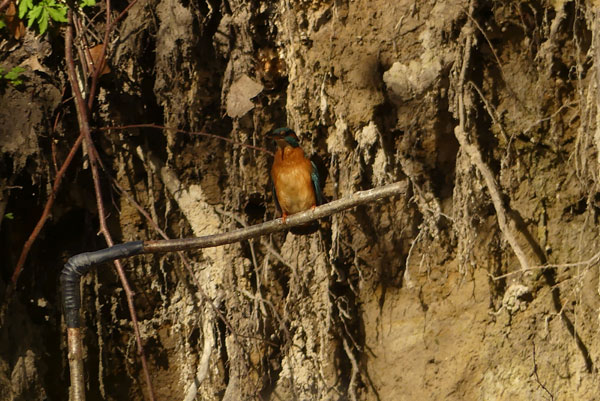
[271,147,316,215]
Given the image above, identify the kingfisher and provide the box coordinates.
[270,127,324,224]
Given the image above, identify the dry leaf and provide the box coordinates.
[5,1,25,40]
[225,74,263,118]
[86,44,111,76]
[20,55,47,73]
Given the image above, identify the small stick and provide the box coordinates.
[10,134,84,286]
[100,123,273,155]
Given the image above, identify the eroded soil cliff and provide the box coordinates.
[2,0,600,400]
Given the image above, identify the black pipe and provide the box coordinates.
[60,241,144,328]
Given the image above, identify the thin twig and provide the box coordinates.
[522,101,578,134]
[469,82,510,143]
[491,251,600,281]
[11,135,83,286]
[10,134,84,286]
[73,14,91,79]
[100,123,273,155]
[214,206,294,269]
[465,11,526,109]
[531,341,554,400]
[110,0,139,30]
[86,0,111,109]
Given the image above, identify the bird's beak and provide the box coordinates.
[267,133,286,148]
[273,137,288,148]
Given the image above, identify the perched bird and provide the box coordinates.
[270,127,324,224]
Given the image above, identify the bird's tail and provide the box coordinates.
[290,221,320,235]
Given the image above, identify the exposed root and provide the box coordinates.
[455,16,536,272]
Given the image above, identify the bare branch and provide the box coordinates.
[10,134,84,286]
[101,123,273,156]
[143,181,407,253]
[65,11,156,400]
[110,0,139,30]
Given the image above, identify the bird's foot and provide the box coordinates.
[282,213,288,223]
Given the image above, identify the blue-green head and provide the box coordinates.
[271,127,300,148]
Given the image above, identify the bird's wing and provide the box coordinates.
[311,161,324,205]
[271,183,282,213]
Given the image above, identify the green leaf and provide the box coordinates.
[47,4,67,22]
[5,66,26,79]
[5,67,25,86]
[18,0,33,19]
[27,4,43,26]
[0,17,6,30]
[79,0,95,8]
[38,9,48,34]
[4,212,14,220]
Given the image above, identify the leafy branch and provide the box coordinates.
[18,0,66,34]
[16,0,95,35]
